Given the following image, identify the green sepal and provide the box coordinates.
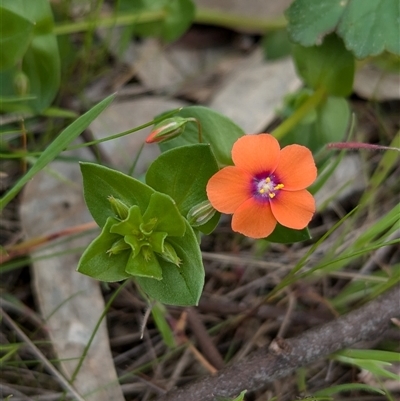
[148,231,168,254]
[76,217,131,282]
[136,220,204,306]
[110,206,143,237]
[125,248,163,280]
[143,192,186,236]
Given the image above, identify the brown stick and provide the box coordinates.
[157,284,400,401]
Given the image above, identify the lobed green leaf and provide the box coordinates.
[286,0,400,58]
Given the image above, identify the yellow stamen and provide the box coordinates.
[274,183,284,190]
[269,193,275,199]
[259,188,265,194]
[265,177,271,183]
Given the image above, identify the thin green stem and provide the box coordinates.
[53,8,286,36]
[54,10,166,35]
[69,281,129,385]
[272,86,327,140]
[187,118,203,143]
[195,9,287,31]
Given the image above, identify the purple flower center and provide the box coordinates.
[252,173,284,201]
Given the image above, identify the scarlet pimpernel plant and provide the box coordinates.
[77,107,318,306]
[206,134,317,239]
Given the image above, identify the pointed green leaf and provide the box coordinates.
[146,143,220,233]
[159,106,245,166]
[77,217,131,282]
[80,162,154,228]
[136,221,204,306]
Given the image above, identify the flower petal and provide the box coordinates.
[274,144,317,190]
[232,198,277,239]
[207,166,252,213]
[232,134,280,175]
[270,190,315,229]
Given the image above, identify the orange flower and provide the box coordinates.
[206,134,317,239]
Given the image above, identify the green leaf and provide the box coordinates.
[0,93,116,211]
[118,0,195,42]
[146,144,220,233]
[162,0,195,42]
[0,0,60,112]
[286,0,400,58]
[77,217,131,282]
[265,224,311,244]
[159,106,245,166]
[136,221,204,306]
[285,0,345,47]
[0,7,34,70]
[262,29,292,61]
[338,0,400,58]
[151,302,176,347]
[80,162,155,228]
[292,34,354,96]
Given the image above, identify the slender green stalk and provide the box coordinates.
[69,281,129,385]
[54,10,166,35]
[53,8,286,36]
[272,86,327,140]
[195,9,287,31]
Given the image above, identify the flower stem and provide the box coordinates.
[187,118,203,143]
[272,86,327,140]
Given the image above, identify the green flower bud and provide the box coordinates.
[187,200,216,227]
[108,196,130,220]
[106,238,130,255]
[13,71,29,96]
[140,217,158,235]
[145,117,189,144]
[159,242,181,267]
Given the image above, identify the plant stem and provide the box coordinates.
[272,86,327,140]
[54,10,166,35]
[53,8,286,36]
[195,9,286,32]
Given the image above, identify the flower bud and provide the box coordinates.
[14,71,29,96]
[107,238,130,255]
[145,117,189,144]
[108,196,129,220]
[159,242,181,267]
[187,200,216,227]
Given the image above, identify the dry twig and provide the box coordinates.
[157,284,400,401]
